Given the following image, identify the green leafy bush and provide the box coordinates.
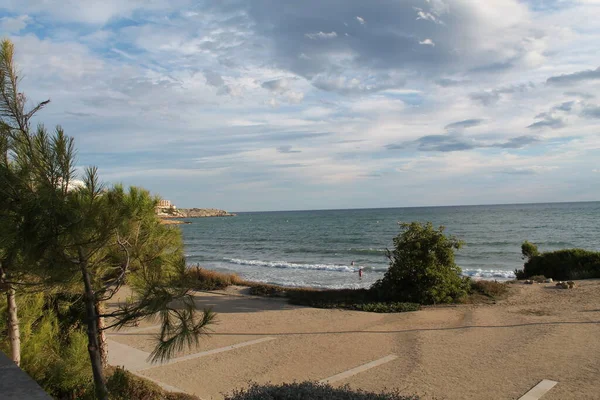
[225,382,419,400]
[515,242,600,280]
[521,241,540,260]
[106,367,199,400]
[372,222,470,305]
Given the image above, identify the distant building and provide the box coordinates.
[156,199,177,214]
[158,199,172,208]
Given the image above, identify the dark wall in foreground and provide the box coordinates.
[0,351,52,400]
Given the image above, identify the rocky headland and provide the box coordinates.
[157,207,235,219]
[178,208,236,218]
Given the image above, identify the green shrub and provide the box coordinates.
[470,280,509,299]
[515,242,600,280]
[1,293,93,399]
[529,275,547,283]
[521,241,540,260]
[224,382,419,400]
[106,367,199,400]
[372,222,470,305]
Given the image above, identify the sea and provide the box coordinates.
[181,202,600,289]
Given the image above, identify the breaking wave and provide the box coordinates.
[462,268,516,280]
[225,258,387,273]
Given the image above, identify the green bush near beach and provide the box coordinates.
[372,222,471,305]
[225,382,419,400]
[516,241,600,280]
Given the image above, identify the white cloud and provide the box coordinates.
[1,0,173,24]
[0,15,30,33]
[414,8,444,24]
[305,31,338,40]
[286,91,305,104]
[110,48,135,59]
[3,0,600,210]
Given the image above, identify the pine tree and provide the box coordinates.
[0,39,215,399]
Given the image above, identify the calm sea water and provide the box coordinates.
[181,202,600,289]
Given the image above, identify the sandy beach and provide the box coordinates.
[106,281,600,400]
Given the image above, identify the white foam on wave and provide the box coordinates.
[244,278,369,290]
[226,258,388,273]
[226,258,356,272]
[462,268,516,280]
[348,247,387,253]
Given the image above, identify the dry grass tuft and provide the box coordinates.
[186,266,244,290]
[470,280,509,301]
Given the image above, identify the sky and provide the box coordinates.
[1,0,599,211]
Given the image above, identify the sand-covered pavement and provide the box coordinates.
[106,281,600,400]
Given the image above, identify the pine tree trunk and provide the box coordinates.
[6,286,21,366]
[95,301,108,368]
[80,260,109,400]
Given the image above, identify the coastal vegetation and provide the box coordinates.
[186,266,245,290]
[106,367,199,400]
[516,241,600,280]
[0,39,214,399]
[373,222,470,305]
[224,382,419,400]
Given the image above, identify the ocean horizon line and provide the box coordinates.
[226,199,600,214]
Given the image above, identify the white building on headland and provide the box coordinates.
[158,199,173,208]
[156,199,177,215]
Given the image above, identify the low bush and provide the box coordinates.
[516,241,600,280]
[224,382,419,400]
[346,302,420,313]
[185,266,244,290]
[285,288,419,313]
[470,280,509,299]
[246,283,315,297]
[248,283,286,297]
[529,275,547,283]
[287,288,376,306]
[106,367,199,400]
